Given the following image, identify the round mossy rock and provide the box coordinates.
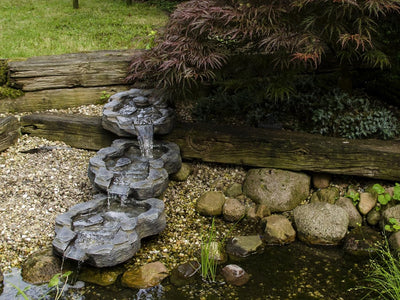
[196,191,226,216]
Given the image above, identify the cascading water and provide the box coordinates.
[53,88,181,267]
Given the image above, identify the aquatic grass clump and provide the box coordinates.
[359,240,400,299]
[200,218,219,282]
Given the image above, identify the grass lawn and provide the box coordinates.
[0,0,169,59]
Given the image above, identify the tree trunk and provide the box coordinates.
[73,0,79,9]
[19,113,400,181]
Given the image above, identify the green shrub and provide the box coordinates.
[309,91,399,139]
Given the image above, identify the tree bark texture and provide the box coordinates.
[19,113,400,181]
[0,116,20,152]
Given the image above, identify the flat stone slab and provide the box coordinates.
[53,194,166,267]
[88,139,181,199]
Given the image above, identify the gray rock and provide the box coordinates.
[121,261,169,289]
[88,139,181,200]
[310,187,340,204]
[336,197,362,228]
[102,89,174,137]
[170,261,200,287]
[225,183,243,197]
[53,194,166,267]
[293,202,349,245]
[21,247,61,285]
[221,264,250,286]
[226,235,263,258]
[196,191,226,216]
[367,209,381,226]
[262,214,296,245]
[243,168,310,212]
[170,162,192,182]
[381,205,400,230]
[312,173,332,189]
[358,192,377,215]
[389,231,400,251]
[223,198,246,222]
[246,204,271,222]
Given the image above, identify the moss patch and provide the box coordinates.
[0,86,24,99]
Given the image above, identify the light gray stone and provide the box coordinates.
[358,192,377,215]
[336,197,362,228]
[243,168,310,212]
[196,191,226,216]
[223,198,246,222]
[294,202,349,245]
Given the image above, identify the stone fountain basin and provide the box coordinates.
[52,194,166,267]
[102,88,174,137]
[88,139,181,199]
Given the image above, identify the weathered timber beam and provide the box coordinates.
[19,113,400,181]
[0,116,20,152]
[8,50,141,91]
[0,86,128,113]
[20,114,117,151]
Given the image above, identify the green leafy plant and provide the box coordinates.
[357,239,400,299]
[9,271,72,300]
[384,218,400,233]
[373,183,392,205]
[346,190,361,206]
[393,183,400,201]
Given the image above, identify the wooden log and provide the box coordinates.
[0,85,128,113]
[0,116,20,152]
[20,114,117,150]
[8,50,142,92]
[19,113,400,181]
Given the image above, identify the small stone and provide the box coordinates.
[78,266,123,286]
[21,247,61,285]
[121,261,169,289]
[196,191,226,216]
[367,209,381,226]
[310,187,340,204]
[312,173,332,189]
[223,198,246,222]
[246,204,270,222]
[389,231,400,251]
[170,163,192,182]
[336,197,362,228]
[224,183,243,197]
[221,264,250,286]
[262,214,296,245]
[170,261,200,287]
[358,192,377,215]
[226,235,263,258]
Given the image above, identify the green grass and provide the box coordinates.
[0,0,169,59]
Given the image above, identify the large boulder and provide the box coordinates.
[121,261,169,289]
[243,168,310,212]
[293,202,349,245]
[196,191,226,216]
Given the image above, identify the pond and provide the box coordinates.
[0,242,368,300]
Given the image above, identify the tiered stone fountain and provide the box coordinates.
[52,89,181,267]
